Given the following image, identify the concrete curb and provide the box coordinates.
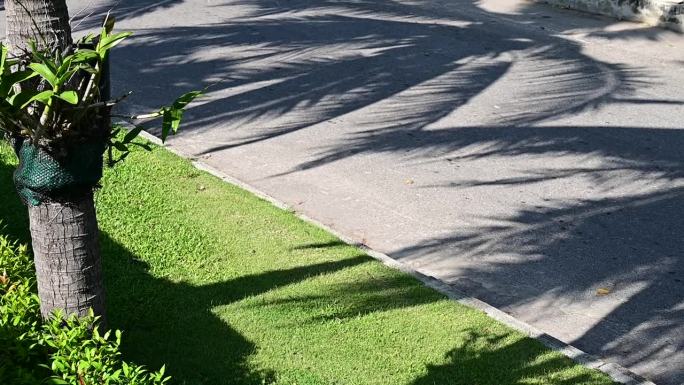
[540,0,684,32]
[138,130,657,385]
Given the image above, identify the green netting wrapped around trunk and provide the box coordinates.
[13,139,106,206]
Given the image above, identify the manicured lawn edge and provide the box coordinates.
[139,131,651,385]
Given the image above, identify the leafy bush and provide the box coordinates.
[0,232,169,385]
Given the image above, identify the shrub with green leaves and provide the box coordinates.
[0,232,169,385]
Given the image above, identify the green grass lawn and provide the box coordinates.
[0,140,614,385]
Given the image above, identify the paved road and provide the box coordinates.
[4,0,683,383]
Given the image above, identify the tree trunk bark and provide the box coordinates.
[5,0,72,52]
[28,193,107,324]
[6,1,107,326]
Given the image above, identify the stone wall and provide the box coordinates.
[541,0,684,31]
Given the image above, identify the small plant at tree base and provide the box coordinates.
[1,231,170,384]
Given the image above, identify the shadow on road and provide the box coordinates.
[395,187,683,376]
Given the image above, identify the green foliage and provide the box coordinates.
[0,18,200,165]
[161,90,203,142]
[0,232,170,385]
[0,18,202,204]
[0,236,43,383]
[108,89,202,166]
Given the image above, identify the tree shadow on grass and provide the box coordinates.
[0,152,371,384]
[410,330,605,385]
[101,233,370,385]
[0,156,263,384]
[238,270,443,324]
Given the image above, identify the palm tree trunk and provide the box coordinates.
[28,193,106,323]
[6,0,107,326]
[5,0,72,52]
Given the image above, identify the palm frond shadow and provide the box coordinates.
[411,330,604,385]
[393,187,684,380]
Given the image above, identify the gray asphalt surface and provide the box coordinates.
[3,0,683,383]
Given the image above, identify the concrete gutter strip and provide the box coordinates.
[540,0,684,32]
[137,130,657,385]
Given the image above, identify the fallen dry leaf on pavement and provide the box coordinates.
[596,287,611,296]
